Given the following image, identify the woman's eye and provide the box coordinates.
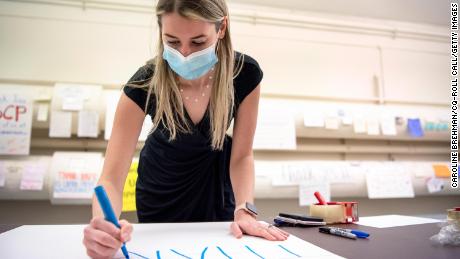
[168,41,179,45]
[193,42,205,46]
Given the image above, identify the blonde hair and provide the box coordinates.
[126,0,243,150]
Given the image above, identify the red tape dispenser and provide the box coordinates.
[310,192,359,224]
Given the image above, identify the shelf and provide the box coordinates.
[27,128,449,156]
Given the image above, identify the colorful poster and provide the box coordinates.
[0,92,33,155]
[432,164,450,178]
[122,161,138,212]
[19,159,49,190]
[51,152,102,200]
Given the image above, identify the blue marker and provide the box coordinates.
[348,229,370,238]
[94,185,130,259]
[331,227,370,238]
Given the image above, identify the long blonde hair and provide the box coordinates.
[127,0,243,150]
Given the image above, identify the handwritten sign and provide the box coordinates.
[51,152,102,200]
[20,159,49,190]
[0,92,33,155]
[122,161,138,212]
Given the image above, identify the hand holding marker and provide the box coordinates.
[94,185,130,259]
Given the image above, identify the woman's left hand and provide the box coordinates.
[230,210,290,241]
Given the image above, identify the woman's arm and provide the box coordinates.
[92,92,146,218]
[229,85,289,241]
[84,92,145,258]
[229,84,260,208]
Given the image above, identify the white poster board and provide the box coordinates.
[0,222,343,259]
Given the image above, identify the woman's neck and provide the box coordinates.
[178,69,213,89]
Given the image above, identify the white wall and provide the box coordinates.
[0,1,155,85]
[0,1,450,105]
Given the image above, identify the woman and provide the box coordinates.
[83,0,288,258]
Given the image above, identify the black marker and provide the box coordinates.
[319,227,357,240]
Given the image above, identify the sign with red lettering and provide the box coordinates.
[0,93,33,155]
[50,152,102,201]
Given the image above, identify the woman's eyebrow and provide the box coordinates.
[164,33,206,39]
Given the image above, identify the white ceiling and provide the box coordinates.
[228,0,452,26]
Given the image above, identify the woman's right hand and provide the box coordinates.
[83,217,133,259]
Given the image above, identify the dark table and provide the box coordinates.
[1,223,459,258]
[0,224,20,235]
[281,223,460,259]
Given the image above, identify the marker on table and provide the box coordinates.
[94,185,130,259]
[319,227,357,240]
[330,227,369,238]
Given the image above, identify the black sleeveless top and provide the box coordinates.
[123,52,263,223]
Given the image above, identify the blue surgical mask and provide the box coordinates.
[162,41,218,80]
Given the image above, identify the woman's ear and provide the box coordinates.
[218,16,228,39]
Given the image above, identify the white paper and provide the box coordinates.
[366,117,380,135]
[51,152,102,200]
[139,115,153,141]
[49,111,72,138]
[365,162,415,199]
[62,96,84,111]
[299,181,330,206]
[254,161,283,178]
[272,163,312,186]
[104,90,121,140]
[342,162,367,183]
[357,215,441,228]
[55,83,101,111]
[34,87,52,101]
[324,116,340,130]
[253,100,296,150]
[409,162,435,178]
[57,84,86,111]
[0,92,33,155]
[318,163,358,184]
[303,110,325,127]
[353,116,367,133]
[338,109,353,125]
[426,177,445,193]
[380,116,397,136]
[0,161,6,187]
[36,103,49,122]
[0,222,344,259]
[19,160,48,190]
[272,162,360,186]
[0,160,21,189]
[77,110,99,138]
